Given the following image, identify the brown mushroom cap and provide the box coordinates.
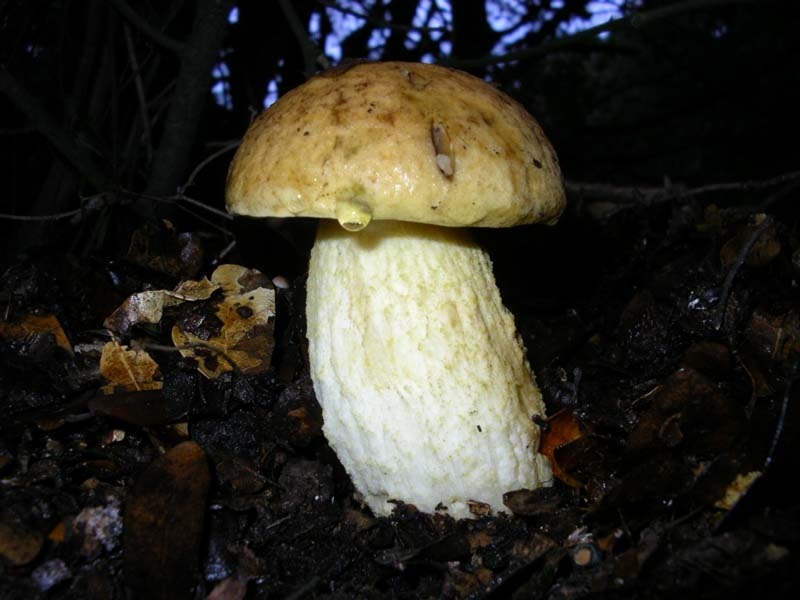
[226,61,565,228]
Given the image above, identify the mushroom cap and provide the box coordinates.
[226,61,565,228]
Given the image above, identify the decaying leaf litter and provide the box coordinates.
[1,194,799,598]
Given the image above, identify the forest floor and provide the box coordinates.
[1,184,799,599]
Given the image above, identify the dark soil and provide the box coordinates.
[1,190,799,599]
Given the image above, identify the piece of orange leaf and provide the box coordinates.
[539,408,585,487]
[99,341,162,393]
[0,313,73,354]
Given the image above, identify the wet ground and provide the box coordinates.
[1,189,798,598]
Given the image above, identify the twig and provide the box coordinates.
[681,169,800,200]
[0,189,233,233]
[169,194,233,221]
[215,239,237,263]
[136,339,244,375]
[123,23,153,162]
[108,0,185,55]
[567,169,800,207]
[179,140,240,194]
[712,214,773,331]
[119,190,234,224]
[0,208,84,222]
[764,365,797,470]
[169,199,234,236]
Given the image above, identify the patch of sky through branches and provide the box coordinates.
[211,1,631,110]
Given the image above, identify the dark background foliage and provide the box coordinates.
[1,0,797,262]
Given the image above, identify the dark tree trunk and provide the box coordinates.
[145,0,232,197]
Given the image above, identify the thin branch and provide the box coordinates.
[566,169,800,206]
[682,170,800,200]
[123,23,153,163]
[713,215,773,330]
[171,194,233,222]
[0,208,84,222]
[0,188,234,234]
[179,139,240,194]
[447,0,759,69]
[169,199,235,236]
[108,0,185,55]
[136,339,244,375]
[764,366,796,470]
[124,191,234,222]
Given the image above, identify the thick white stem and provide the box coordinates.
[306,220,552,518]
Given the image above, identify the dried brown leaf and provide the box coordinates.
[0,520,43,566]
[0,313,73,354]
[99,341,162,393]
[123,441,210,600]
[172,265,275,379]
[539,409,585,487]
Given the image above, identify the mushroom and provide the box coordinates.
[226,62,566,519]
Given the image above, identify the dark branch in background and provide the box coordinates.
[448,0,759,68]
[179,140,240,195]
[0,208,85,222]
[317,0,447,32]
[340,1,386,58]
[713,214,773,331]
[145,0,232,197]
[279,0,329,78]
[123,23,154,163]
[566,170,800,207]
[0,67,112,191]
[108,0,185,55]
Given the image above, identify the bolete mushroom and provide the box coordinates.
[226,61,566,519]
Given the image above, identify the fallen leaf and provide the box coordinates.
[104,265,276,379]
[503,486,562,516]
[123,441,210,600]
[103,279,218,335]
[744,306,800,363]
[0,313,73,355]
[628,368,746,454]
[539,409,585,487]
[99,341,162,393]
[126,222,204,279]
[0,520,43,566]
[172,265,275,379]
[207,577,248,600]
[89,389,175,426]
